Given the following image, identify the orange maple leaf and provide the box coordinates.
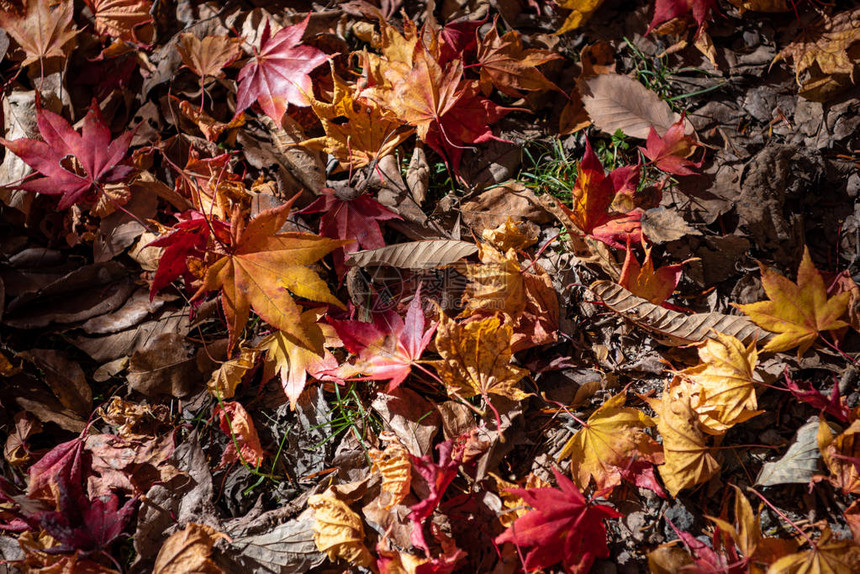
[193,198,348,352]
[737,247,851,356]
[2,0,77,68]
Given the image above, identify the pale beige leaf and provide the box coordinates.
[580,73,679,139]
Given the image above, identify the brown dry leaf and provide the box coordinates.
[98,396,170,440]
[177,101,246,143]
[177,33,241,79]
[153,523,229,574]
[766,528,860,574]
[580,73,680,139]
[2,0,77,68]
[346,239,477,269]
[433,312,530,402]
[3,411,41,466]
[476,17,563,97]
[20,348,92,419]
[728,0,792,12]
[560,42,616,135]
[680,332,763,435]
[592,280,774,346]
[308,492,374,568]
[83,0,154,44]
[369,434,412,509]
[818,419,860,494]
[207,346,260,400]
[558,391,663,491]
[644,381,720,497]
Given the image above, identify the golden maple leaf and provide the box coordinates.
[368,434,412,510]
[644,381,720,497]
[193,199,348,352]
[680,332,763,435]
[303,65,414,169]
[432,312,529,402]
[557,391,663,491]
[555,0,605,35]
[766,528,860,574]
[738,247,851,357]
[207,346,260,400]
[461,244,525,319]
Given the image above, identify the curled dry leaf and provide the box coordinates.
[153,523,229,574]
[207,347,260,400]
[369,434,412,509]
[644,381,720,497]
[214,401,264,469]
[592,280,773,345]
[818,419,860,495]
[308,492,374,568]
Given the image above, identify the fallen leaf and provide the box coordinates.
[1,0,77,68]
[177,33,242,79]
[555,0,606,35]
[619,243,687,306]
[461,244,526,318]
[644,381,720,497]
[756,418,825,487]
[737,247,851,356]
[0,101,135,210]
[432,312,530,402]
[640,116,704,176]
[207,346,260,400]
[785,370,852,423]
[192,198,348,351]
[475,17,563,97]
[329,285,435,392]
[369,435,412,509]
[235,17,328,121]
[647,0,718,33]
[558,391,663,492]
[153,523,229,574]
[766,528,860,574]
[818,419,860,494]
[495,468,621,573]
[260,309,338,408]
[215,401,264,469]
[308,492,374,568]
[777,8,860,88]
[83,0,154,44]
[680,332,763,435]
[581,73,679,139]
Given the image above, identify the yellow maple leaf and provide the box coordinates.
[432,312,529,402]
[680,332,763,435]
[645,381,720,497]
[766,528,860,574]
[303,64,414,169]
[369,435,412,510]
[207,346,260,400]
[308,492,374,568]
[461,244,525,319]
[558,391,662,491]
[555,0,605,35]
[738,247,850,357]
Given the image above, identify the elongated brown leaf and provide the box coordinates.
[347,240,477,269]
[591,281,772,345]
[580,74,679,139]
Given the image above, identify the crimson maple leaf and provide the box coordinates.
[647,0,717,33]
[329,285,436,391]
[0,101,134,209]
[148,210,231,299]
[299,188,400,276]
[640,117,704,176]
[424,82,514,174]
[38,475,136,554]
[784,369,852,423]
[235,16,328,121]
[495,468,620,574]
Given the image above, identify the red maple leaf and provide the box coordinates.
[0,101,134,209]
[235,16,328,121]
[329,285,436,391]
[495,468,620,574]
[784,368,852,423]
[299,188,400,276]
[640,117,704,176]
[38,475,136,555]
[647,0,718,33]
[148,210,231,299]
[424,82,514,174]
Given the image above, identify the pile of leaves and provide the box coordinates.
[1,0,860,573]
